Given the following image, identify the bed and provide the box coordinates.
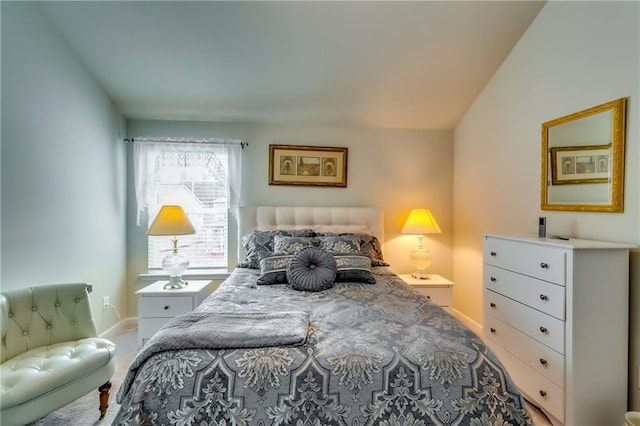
[114,206,532,425]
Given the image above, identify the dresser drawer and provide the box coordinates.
[488,340,565,422]
[485,316,564,387]
[484,265,565,320]
[484,237,566,285]
[485,290,565,354]
[412,286,452,306]
[139,296,194,318]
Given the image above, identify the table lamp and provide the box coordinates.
[401,208,441,279]
[147,205,196,289]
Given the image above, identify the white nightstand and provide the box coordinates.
[136,280,213,347]
[398,274,454,309]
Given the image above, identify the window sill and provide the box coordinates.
[138,269,231,282]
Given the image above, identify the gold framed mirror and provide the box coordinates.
[541,97,626,212]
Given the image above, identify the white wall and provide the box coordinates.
[1,2,127,333]
[126,119,454,314]
[454,1,640,409]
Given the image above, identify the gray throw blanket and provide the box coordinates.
[117,310,310,402]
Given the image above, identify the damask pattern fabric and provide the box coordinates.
[114,268,532,426]
[273,235,317,254]
[355,233,389,266]
[118,311,309,400]
[333,253,376,283]
[256,252,292,285]
[316,232,390,266]
[317,235,361,254]
[238,229,315,269]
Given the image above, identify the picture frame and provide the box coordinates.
[550,144,611,185]
[269,144,348,187]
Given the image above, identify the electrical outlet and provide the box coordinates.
[102,296,109,311]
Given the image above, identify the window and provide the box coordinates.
[133,138,244,271]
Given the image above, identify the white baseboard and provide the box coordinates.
[100,317,138,339]
[450,308,482,337]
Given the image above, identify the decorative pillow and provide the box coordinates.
[238,229,315,269]
[286,247,337,292]
[317,235,361,254]
[316,232,389,266]
[274,235,318,254]
[257,252,293,285]
[333,253,376,283]
[353,233,389,266]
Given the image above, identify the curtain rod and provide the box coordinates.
[124,137,248,148]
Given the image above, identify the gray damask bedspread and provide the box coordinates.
[114,268,532,425]
[117,311,310,403]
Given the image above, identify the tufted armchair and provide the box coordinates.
[0,283,116,425]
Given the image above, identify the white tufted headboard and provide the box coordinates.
[238,206,384,261]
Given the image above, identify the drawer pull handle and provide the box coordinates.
[540,262,549,269]
[490,251,497,257]
[539,294,548,301]
[490,302,496,308]
[539,358,548,366]
[490,328,496,333]
[164,305,170,310]
[539,326,548,334]
[490,276,496,282]
[426,295,431,300]
[539,390,547,397]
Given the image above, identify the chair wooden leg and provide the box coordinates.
[98,381,112,420]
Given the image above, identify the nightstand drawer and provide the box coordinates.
[139,296,194,318]
[412,286,452,306]
[397,274,453,308]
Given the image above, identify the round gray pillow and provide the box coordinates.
[286,247,337,292]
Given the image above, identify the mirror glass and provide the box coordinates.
[541,98,626,212]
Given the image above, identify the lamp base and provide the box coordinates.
[409,244,432,280]
[164,276,188,290]
[161,249,190,290]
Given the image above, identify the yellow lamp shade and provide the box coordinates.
[147,205,195,236]
[401,209,441,235]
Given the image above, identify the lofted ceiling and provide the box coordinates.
[41,1,545,130]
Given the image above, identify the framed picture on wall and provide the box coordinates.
[268,144,348,187]
[550,144,611,185]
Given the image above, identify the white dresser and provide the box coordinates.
[482,234,633,426]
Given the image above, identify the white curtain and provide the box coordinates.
[132,137,245,225]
